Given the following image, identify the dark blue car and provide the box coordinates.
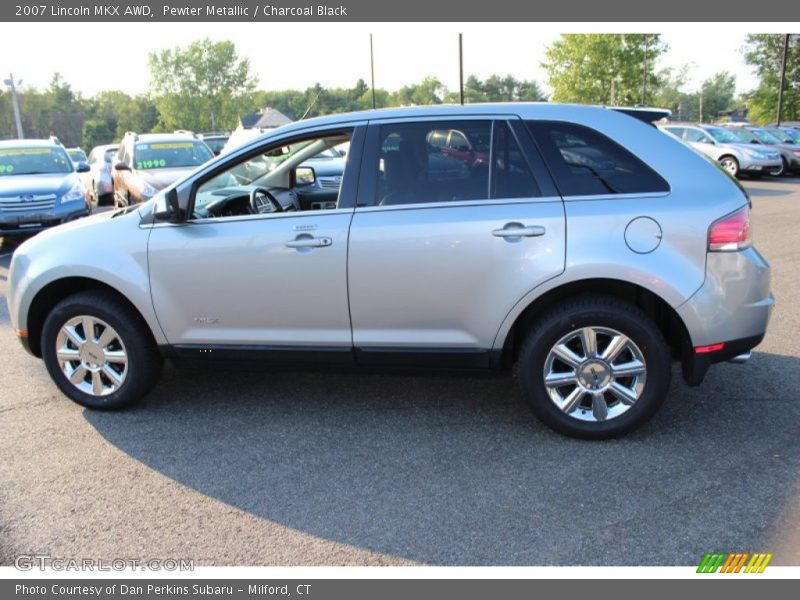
[0,138,91,237]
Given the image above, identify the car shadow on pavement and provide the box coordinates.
[84,351,800,566]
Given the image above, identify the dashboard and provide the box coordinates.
[194,186,300,219]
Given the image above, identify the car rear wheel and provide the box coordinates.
[517,295,671,439]
[41,291,163,410]
[719,156,739,178]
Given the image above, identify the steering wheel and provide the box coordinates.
[250,187,283,214]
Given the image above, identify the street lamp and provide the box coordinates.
[3,73,24,139]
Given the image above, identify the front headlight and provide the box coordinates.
[140,181,159,198]
[61,180,85,203]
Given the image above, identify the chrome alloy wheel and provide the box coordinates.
[543,326,646,422]
[720,157,738,176]
[55,316,128,397]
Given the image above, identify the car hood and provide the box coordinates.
[0,172,77,197]
[139,166,199,189]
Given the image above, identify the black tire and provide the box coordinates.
[719,155,740,178]
[41,290,163,410]
[517,294,671,439]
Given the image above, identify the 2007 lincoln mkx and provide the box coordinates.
[7,104,774,439]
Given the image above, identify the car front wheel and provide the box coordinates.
[517,295,671,439]
[41,291,163,410]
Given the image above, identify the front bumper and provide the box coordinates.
[740,156,783,175]
[0,203,89,236]
[677,246,774,385]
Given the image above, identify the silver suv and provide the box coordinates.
[659,123,782,178]
[7,104,774,439]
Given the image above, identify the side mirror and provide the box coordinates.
[75,161,90,173]
[295,166,316,186]
[114,161,130,171]
[153,188,185,222]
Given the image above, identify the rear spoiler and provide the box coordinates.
[610,107,671,124]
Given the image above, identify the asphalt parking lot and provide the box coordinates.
[1,179,799,567]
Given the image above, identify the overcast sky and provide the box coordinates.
[0,22,782,98]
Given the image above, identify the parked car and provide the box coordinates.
[0,138,90,237]
[111,131,214,206]
[659,123,782,178]
[67,147,87,164]
[7,104,773,439]
[198,133,229,156]
[83,144,119,207]
[766,126,800,145]
[725,126,800,176]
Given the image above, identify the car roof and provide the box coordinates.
[132,133,198,143]
[240,102,671,146]
[0,138,61,149]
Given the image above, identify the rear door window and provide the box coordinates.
[527,121,669,196]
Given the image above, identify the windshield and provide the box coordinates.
[68,149,87,162]
[133,141,213,170]
[0,146,73,176]
[730,129,758,143]
[226,139,317,186]
[752,129,783,145]
[203,138,228,154]
[706,128,741,144]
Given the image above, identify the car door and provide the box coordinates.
[146,126,364,361]
[683,128,717,159]
[347,116,566,367]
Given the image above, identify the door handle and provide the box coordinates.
[492,224,546,238]
[285,236,333,248]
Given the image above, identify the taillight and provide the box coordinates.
[708,206,752,252]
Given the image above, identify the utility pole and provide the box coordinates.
[459,34,464,105]
[641,35,649,106]
[4,73,24,139]
[776,33,790,126]
[699,90,703,123]
[369,34,376,110]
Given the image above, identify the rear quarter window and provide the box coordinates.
[526,121,669,196]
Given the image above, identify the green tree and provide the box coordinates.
[543,34,665,106]
[697,72,737,122]
[82,119,114,149]
[148,38,257,132]
[743,34,800,124]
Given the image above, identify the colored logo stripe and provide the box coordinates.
[697,552,773,573]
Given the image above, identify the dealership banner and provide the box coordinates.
[4,579,800,599]
[2,0,800,21]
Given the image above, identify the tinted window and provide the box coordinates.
[375,121,491,206]
[492,121,540,199]
[527,121,669,196]
[0,146,72,176]
[684,129,713,143]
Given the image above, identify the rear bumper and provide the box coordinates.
[682,333,765,386]
[677,246,774,385]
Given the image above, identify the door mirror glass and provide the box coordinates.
[295,166,316,186]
